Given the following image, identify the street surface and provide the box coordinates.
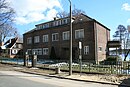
[0,71,118,87]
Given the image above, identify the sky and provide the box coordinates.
[8,0,130,39]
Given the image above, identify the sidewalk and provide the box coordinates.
[0,63,130,86]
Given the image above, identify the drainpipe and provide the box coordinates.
[94,21,98,64]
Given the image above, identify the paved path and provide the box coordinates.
[0,71,118,87]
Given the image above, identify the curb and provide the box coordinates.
[17,70,122,86]
[2,63,129,87]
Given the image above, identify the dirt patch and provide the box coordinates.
[0,63,130,86]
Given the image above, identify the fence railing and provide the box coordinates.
[0,57,130,75]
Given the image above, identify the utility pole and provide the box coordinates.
[68,0,72,75]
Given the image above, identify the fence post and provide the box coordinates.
[24,54,29,66]
[111,64,113,74]
[128,62,130,74]
[89,63,90,72]
[32,52,37,67]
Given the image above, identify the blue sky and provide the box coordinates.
[9,0,130,39]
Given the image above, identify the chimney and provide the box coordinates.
[54,17,57,21]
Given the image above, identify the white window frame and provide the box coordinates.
[40,25,42,29]
[43,48,49,55]
[37,26,40,29]
[63,31,70,40]
[12,49,18,54]
[43,34,48,42]
[44,23,49,28]
[42,25,45,29]
[27,49,32,55]
[55,21,58,26]
[62,19,68,24]
[37,48,42,55]
[58,20,61,25]
[52,33,59,41]
[75,29,84,39]
[53,22,56,26]
[84,46,89,55]
[27,37,32,44]
[18,44,22,48]
[32,48,42,55]
[34,36,40,43]
[32,49,37,55]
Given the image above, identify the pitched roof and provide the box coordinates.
[3,37,18,49]
[24,13,110,34]
[23,28,37,35]
[79,13,110,31]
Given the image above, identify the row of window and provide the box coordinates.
[27,29,84,44]
[37,18,70,29]
[27,48,49,55]
[26,46,89,56]
[13,44,23,49]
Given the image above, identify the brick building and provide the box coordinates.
[23,14,110,63]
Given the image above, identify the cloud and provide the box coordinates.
[10,0,62,25]
[122,3,130,11]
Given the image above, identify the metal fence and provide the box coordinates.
[0,57,130,75]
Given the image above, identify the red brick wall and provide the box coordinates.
[96,23,110,62]
[23,20,110,63]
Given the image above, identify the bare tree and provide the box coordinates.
[56,8,86,18]
[124,25,130,61]
[56,11,69,18]
[113,25,130,61]
[0,0,16,42]
[0,23,17,42]
[72,8,86,16]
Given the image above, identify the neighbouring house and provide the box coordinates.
[107,41,121,56]
[0,37,23,58]
[23,13,110,63]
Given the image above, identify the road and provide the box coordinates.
[0,71,118,87]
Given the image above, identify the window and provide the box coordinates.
[58,20,61,25]
[40,25,42,29]
[63,31,70,40]
[32,48,42,55]
[75,29,84,39]
[53,21,60,26]
[38,48,42,55]
[27,49,32,55]
[34,36,40,43]
[27,37,32,44]
[18,44,23,48]
[53,21,55,26]
[37,25,43,29]
[99,47,102,52]
[12,49,18,54]
[15,44,22,48]
[52,33,59,41]
[42,25,45,29]
[55,21,58,26]
[43,34,48,42]
[37,26,40,29]
[43,48,49,55]
[32,49,37,55]
[84,46,89,55]
[62,19,68,24]
[44,23,49,28]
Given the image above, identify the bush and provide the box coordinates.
[106,56,118,61]
[100,56,120,65]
